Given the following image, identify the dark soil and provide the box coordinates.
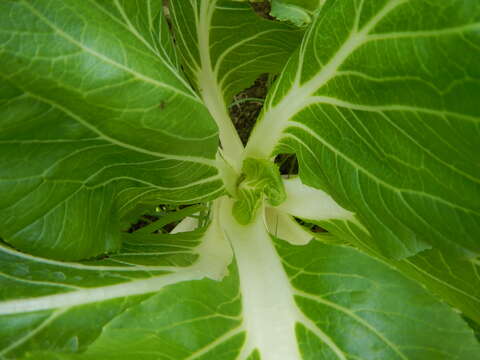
[127,214,159,233]
[126,205,194,234]
[229,73,300,176]
[250,1,275,20]
[229,74,270,145]
[295,218,328,233]
[275,153,299,175]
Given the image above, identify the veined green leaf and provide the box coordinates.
[0,209,232,359]
[396,249,480,324]
[0,0,224,260]
[1,0,479,358]
[278,176,480,323]
[169,0,303,166]
[15,199,480,360]
[18,270,243,360]
[247,0,480,259]
[321,219,480,326]
[270,0,325,27]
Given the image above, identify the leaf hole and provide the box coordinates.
[294,217,328,233]
[125,204,209,235]
[249,1,275,20]
[275,153,299,176]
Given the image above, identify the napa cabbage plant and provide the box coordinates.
[0,0,479,359]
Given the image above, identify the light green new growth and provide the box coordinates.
[232,158,286,225]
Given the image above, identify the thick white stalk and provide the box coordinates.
[0,271,196,315]
[197,65,244,169]
[278,177,353,221]
[0,200,232,315]
[264,206,313,245]
[245,86,311,160]
[244,0,406,159]
[244,27,369,160]
[197,1,244,170]
[220,199,302,360]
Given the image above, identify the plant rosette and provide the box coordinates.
[0,1,479,359]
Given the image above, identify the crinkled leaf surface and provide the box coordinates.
[0,0,223,260]
[247,0,480,259]
[232,158,285,225]
[2,203,479,360]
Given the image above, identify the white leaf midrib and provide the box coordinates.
[0,244,178,272]
[223,199,347,360]
[0,271,198,315]
[225,205,302,360]
[0,199,233,315]
[245,0,408,159]
[195,0,244,168]
[245,30,368,158]
[25,91,217,167]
